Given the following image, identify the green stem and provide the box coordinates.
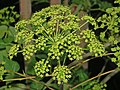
[89,8,105,12]
[101,68,120,83]
[58,59,61,66]
[4,70,54,90]
[64,21,88,39]
[71,69,116,90]
[97,59,108,80]
[80,21,88,29]
[63,52,67,65]
[56,20,59,37]
[2,76,35,82]
[69,53,114,70]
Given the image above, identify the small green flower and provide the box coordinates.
[34,59,51,78]
[52,65,71,84]
[9,44,20,59]
[0,62,6,80]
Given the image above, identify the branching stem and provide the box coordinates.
[70,69,116,90]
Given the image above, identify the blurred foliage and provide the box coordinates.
[71,0,113,15]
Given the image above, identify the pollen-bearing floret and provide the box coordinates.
[52,65,71,84]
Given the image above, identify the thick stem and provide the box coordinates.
[20,0,31,19]
[60,84,63,90]
[102,68,120,83]
[50,0,61,5]
[64,0,69,6]
[71,69,116,90]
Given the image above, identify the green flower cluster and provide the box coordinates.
[0,62,6,80]
[82,16,98,30]
[9,44,19,59]
[15,20,28,31]
[65,34,83,60]
[90,80,107,90]
[111,46,120,67]
[9,5,84,84]
[81,0,120,69]
[22,44,36,61]
[52,65,71,84]
[67,45,83,60]
[15,29,34,44]
[35,36,47,50]
[34,59,51,78]
[0,6,19,26]
[115,0,120,4]
[82,0,120,45]
[9,5,82,61]
[30,5,80,35]
[47,33,83,61]
[97,7,120,34]
[81,30,105,56]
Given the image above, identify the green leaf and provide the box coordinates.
[9,17,15,23]
[108,36,114,42]
[0,50,8,58]
[114,40,118,44]
[98,1,112,10]
[48,84,59,89]
[114,27,119,33]
[0,14,2,19]
[10,6,15,10]
[111,47,116,51]
[1,83,26,90]
[15,14,20,18]
[114,52,120,57]
[0,41,6,49]
[0,86,7,90]
[111,58,116,62]
[4,58,20,72]
[35,54,47,59]
[5,72,15,80]
[11,83,26,90]
[26,57,36,75]
[0,25,8,38]
[30,82,44,90]
[3,36,14,43]
[9,26,16,35]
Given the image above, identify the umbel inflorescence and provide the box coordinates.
[9,5,105,84]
